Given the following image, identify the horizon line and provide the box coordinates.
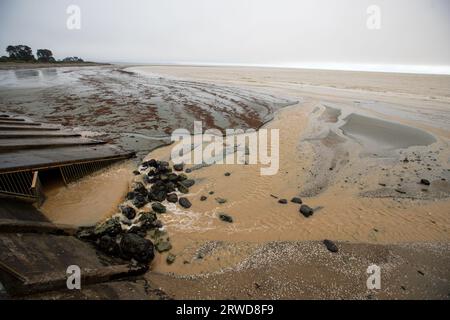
[108,61,450,76]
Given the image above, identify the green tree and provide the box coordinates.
[36,49,54,62]
[5,45,35,61]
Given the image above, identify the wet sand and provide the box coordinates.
[2,65,450,299]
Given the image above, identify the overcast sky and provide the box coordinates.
[0,0,449,72]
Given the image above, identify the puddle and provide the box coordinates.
[340,113,436,154]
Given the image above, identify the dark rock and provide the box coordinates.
[224,172,231,176]
[152,202,166,214]
[167,173,179,181]
[98,235,119,255]
[216,197,227,204]
[142,159,157,168]
[323,239,338,253]
[218,213,233,223]
[132,182,148,196]
[166,253,176,264]
[133,170,140,176]
[94,217,122,237]
[177,173,188,181]
[165,181,176,192]
[299,205,314,217]
[185,168,192,173]
[76,226,96,240]
[153,220,163,229]
[120,206,136,220]
[173,163,184,171]
[153,190,167,202]
[209,191,214,195]
[278,199,287,204]
[420,179,430,186]
[132,194,147,208]
[200,195,207,201]
[119,233,155,263]
[138,211,157,229]
[166,193,178,203]
[158,160,170,168]
[156,240,172,252]
[180,179,195,188]
[127,225,144,235]
[291,197,302,204]
[177,183,189,194]
[179,197,192,208]
[126,191,136,200]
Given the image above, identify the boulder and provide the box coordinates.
[200,195,207,201]
[132,194,147,208]
[153,190,167,202]
[180,179,195,188]
[216,197,227,204]
[323,239,338,253]
[152,202,166,214]
[173,163,184,171]
[119,233,155,263]
[224,172,231,176]
[177,183,189,194]
[98,235,119,255]
[138,211,157,228]
[218,213,233,223]
[156,240,172,252]
[166,193,178,203]
[125,191,136,200]
[179,197,192,208]
[76,226,96,240]
[132,182,147,196]
[278,199,287,204]
[420,179,431,186]
[291,197,302,204]
[94,217,122,237]
[166,253,176,264]
[120,206,136,220]
[299,205,314,218]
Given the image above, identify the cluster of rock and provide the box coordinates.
[277,196,315,218]
[76,159,196,265]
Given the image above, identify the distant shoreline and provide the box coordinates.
[0,61,110,70]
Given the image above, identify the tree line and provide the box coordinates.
[0,45,84,63]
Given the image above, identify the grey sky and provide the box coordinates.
[0,0,449,72]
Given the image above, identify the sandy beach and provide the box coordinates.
[1,65,449,299]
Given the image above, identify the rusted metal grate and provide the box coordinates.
[0,171,43,204]
[59,158,120,185]
[0,157,124,205]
